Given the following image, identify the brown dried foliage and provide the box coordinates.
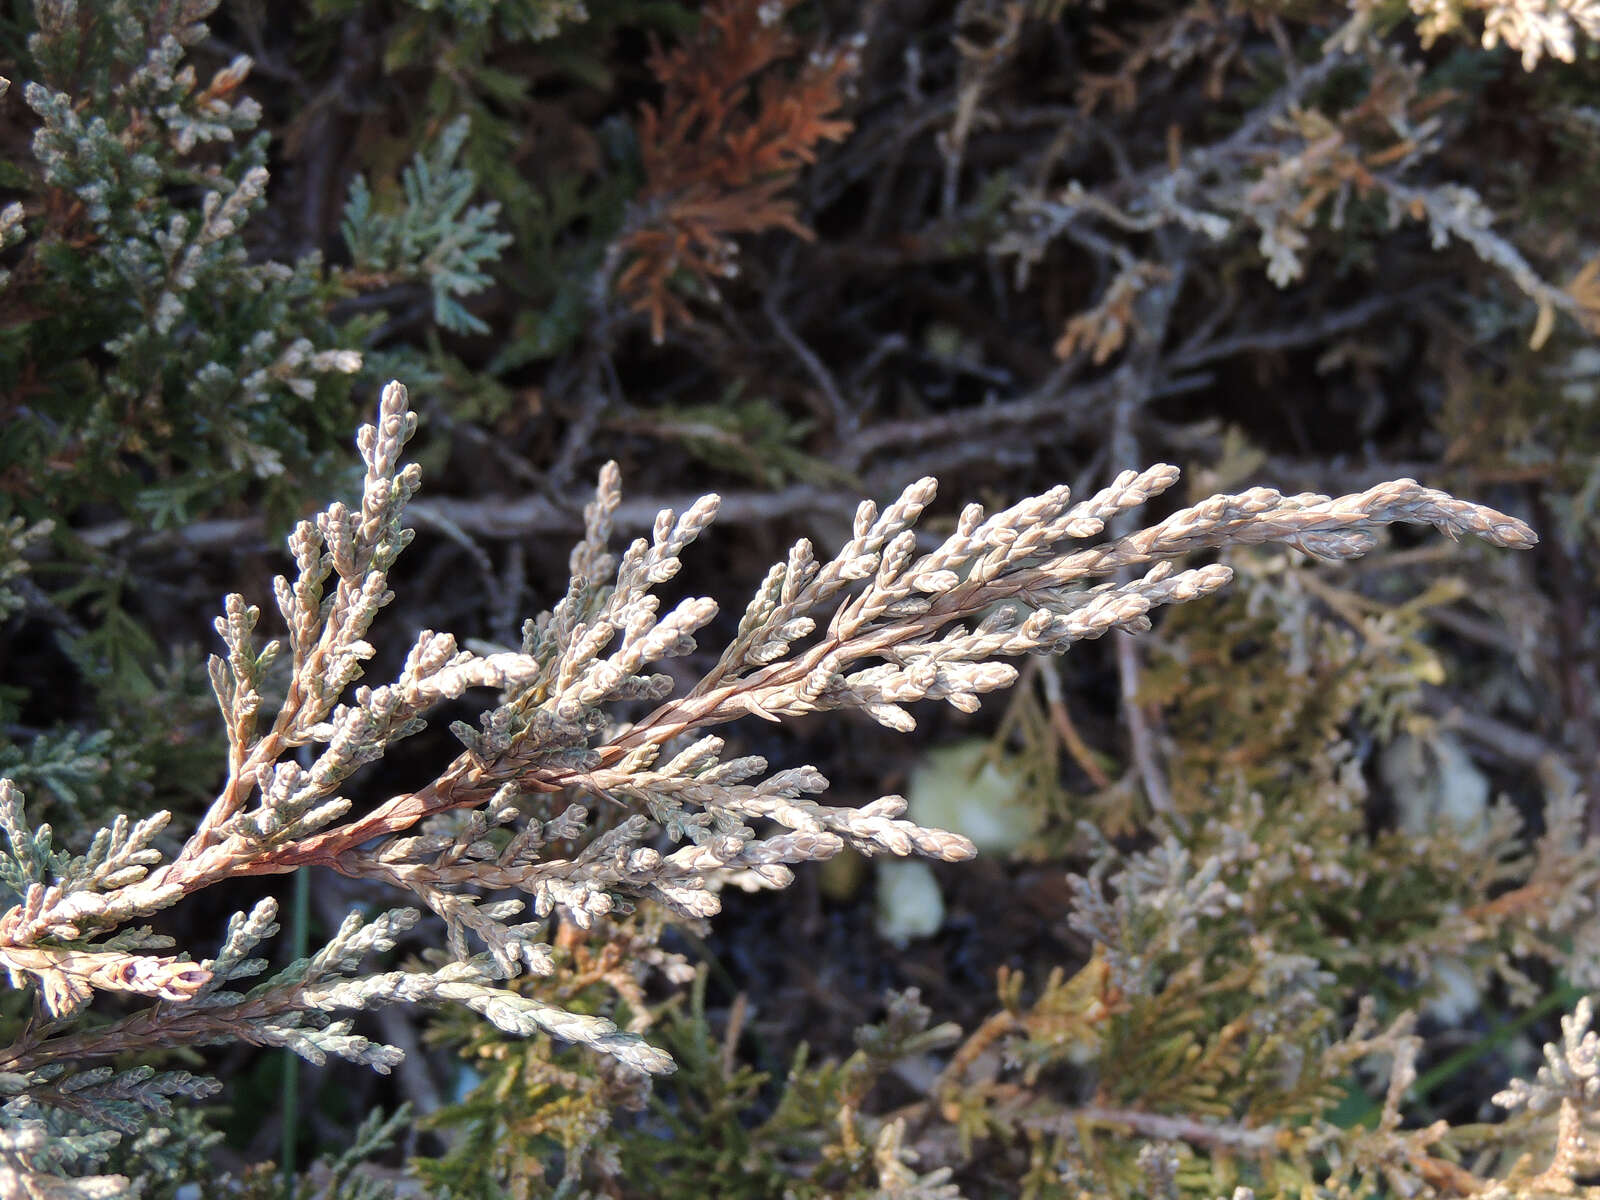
[614,0,860,343]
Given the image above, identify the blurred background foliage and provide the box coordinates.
[2,0,1600,1193]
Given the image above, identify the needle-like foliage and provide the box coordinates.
[0,380,1540,1195]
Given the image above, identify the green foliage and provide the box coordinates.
[625,390,861,489]
[230,1107,409,1200]
[413,908,688,1196]
[615,980,791,1200]
[601,981,966,1200]
[2,1,363,528]
[343,116,513,336]
[313,0,679,375]
[1136,552,1450,811]
[0,728,114,847]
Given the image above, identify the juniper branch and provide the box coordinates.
[0,379,1538,1076]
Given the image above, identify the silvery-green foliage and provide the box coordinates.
[342,116,514,335]
[22,39,355,432]
[0,728,112,834]
[0,1062,221,1198]
[5,0,362,528]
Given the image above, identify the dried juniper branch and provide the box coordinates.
[612,0,862,342]
[0,380,1536,1086]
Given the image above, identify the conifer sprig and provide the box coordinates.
[0,380,1537,1102]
